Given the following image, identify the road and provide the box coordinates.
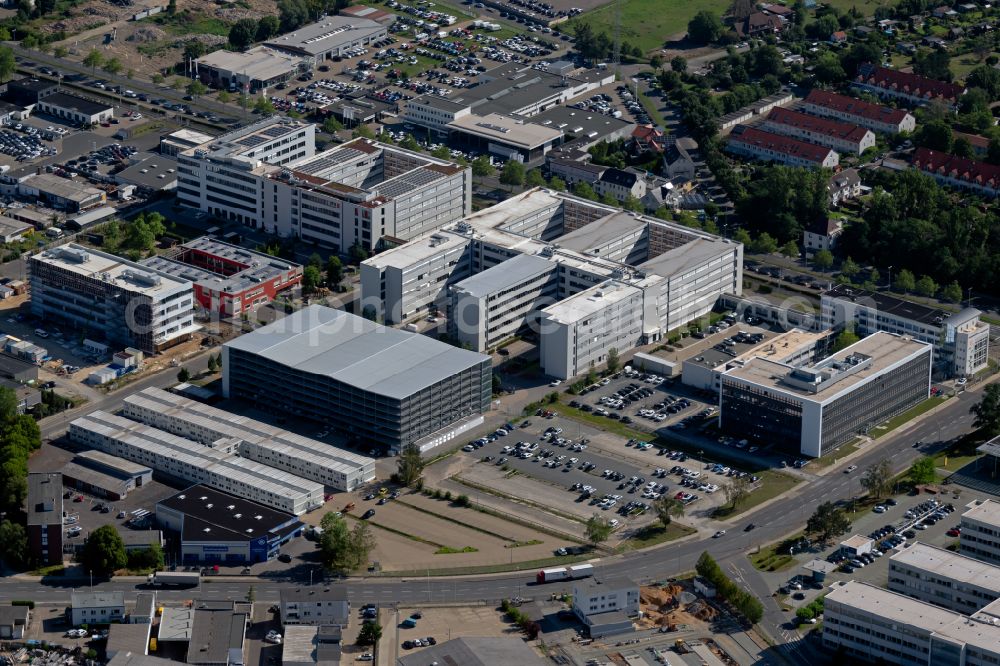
[3,382,980,649]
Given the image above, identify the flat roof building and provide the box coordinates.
[160,129,215,158]
[35,92,113,125]
[889,542,1000,614]
[156,484,303,565]
[69,411,324,515]
[822,284,990,378]
[961,500,1000,567]
[71,591,125,627]
[197,47,305,93]
[61,450,153,501]
[446,112,562,163]
[188,602,247,666]
[26,471,63,566]
[106,623,151,657]
[222,305,491,454]
[264,16,387,64]
[114,155,178,193]
[28,244,198,354]
[280,586,349,627]
[142,236,302,318]
[122,386,375,491]
[20,173,106,212]
[396,637,547,666]
[823,581,1000,665]
[720,331,932,457]
[281,625,341,666]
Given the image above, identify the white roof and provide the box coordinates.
[31,244,192,298]
[963,499,1000,528]
[891,542,1000,592]
[542,281,641,325]
[446,113,561,149]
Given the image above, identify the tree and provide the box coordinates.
[183,40,206,61]
[246,585,255,603]
[186,80,207,97]
[302,265,322,293]
[83,49,103,73]
[831,324,860,352]
[967,65,1000,100]
[256,16,281,42]
[399,134,421,151]
[750,232,778,255]
[525,169,546,188]
[573,181,598,201]
[229,18,258,50]
[103,58,123,76]
[53,45,68,59]
[971,384,1000,436]
[806,501,852,544]
[0,520,29,569]
[722,476,751,509]
[860,458,892,500]
[254,96,275,114]
[308,252,323,269]
[322,116,343,134]
[81,525,127,576]
[813,249,834,271]
[167,0,176,14]
[348,243,368,264]
[549,176,566,191]
[734,228,752,246]
[218,91,232,103]
[653,496,684,529]
[152,73,164,86]
[606,347,619,373]
[688,10,723,44]
[841,256,859,279]
[585,513,612,546]
[915,275,937,298]
[0,46,15,83]
[895,269,916,293]
[397,443,425,487]
[326,256,343,288]
[127,543,164,571]
[471,155,494,178]
[941,280,962,303]
[357,621,381,646]
[430,145,451,160]
[207,355,219,373]
[908,456,937,485]
[499,160,525,189]
[352,124,375,139]
[780,240,799,258]
[670,56,687,73]
[913,49,952,82]
[650,54,663,71]
[814,51,846,84]
[177,367,191,383]
[915,119,953,152]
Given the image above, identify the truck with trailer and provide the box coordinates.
[147,571,200,587]
[536,563,594,584]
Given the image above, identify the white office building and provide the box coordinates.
[889,542,1000,614]
[361,189,742,378]
[176,121,470,253]
[280,587,350,627]
[71,592,125,627]
[28,245,198,354]
[571,577,639,637]
[69,411,324,515]
[823,581,1000,665]
[961,500,1000,567]
[121,387,375,491]
[822,284,990,378]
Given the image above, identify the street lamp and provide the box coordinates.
[887,265,893,291]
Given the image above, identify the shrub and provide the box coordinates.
[444,490,452,501]
[454,494,470,507]
[11,600,34,609]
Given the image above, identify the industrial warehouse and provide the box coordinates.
[68,411,325,515]
[222,306,492,453]
[156,485,304,564]
[121,387,375,491]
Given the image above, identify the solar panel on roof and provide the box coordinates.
[237,135,266,148]
[262,126,292,138]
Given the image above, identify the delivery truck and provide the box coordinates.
[147,571,200,587]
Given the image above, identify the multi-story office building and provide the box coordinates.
[121,387,375,491]
[69,411,324,515]
[176,117,316,227]
[726,125,840,168]
[571,577,640,637]
[823,581,1000,665]
[961,500,1000,566]
[720,331,932,457]
[177,122,470,253]
[141,237,302,318]
[801,89,916,135]
[760,107,876,155]
[71,592,125,627]
[449,253,559,351]
[539,281,645,379]
[889,542,1000,614]
[26,472,63,566]
[360,189,742,378]
[222,305,491,454]
[822,284,990,378]
[28,245,198,354]
[279,587,350,627]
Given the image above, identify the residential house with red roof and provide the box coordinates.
[762,107,875,155]
[802,89,916,134]
[851,64,965,110]
[727,126,839,168]
[630,124,665,154]
[912,147,1000,198]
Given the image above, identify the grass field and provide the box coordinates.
[871,396,948,439]
[570,0,729,54]
[712,470,800,519]
[618,522,695,552]
[819,0,891,17]
[813,439,861,468]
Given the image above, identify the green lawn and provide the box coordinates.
[712,470,800,519]
[749,537,801,572]
[813,439,861,468]
[636,89,666,127]
[618,522,695,551]
[570,0,730,54]
[938,452,982,472]
[549,402,651,441]
[818,0,886,16]
[871,396,948,439]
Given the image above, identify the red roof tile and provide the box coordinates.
[912,147,1000,188]
[729,126,836,164]
[804,89,911,126]
[856,64,965,103]
[766,107,871,143]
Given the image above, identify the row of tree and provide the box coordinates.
[695,552,764,623]
[317,512,376,572]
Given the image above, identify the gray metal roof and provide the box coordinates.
[639,237,736,278]
[225,306,489,400]
[451,253,554,298]
[397,637,546,666]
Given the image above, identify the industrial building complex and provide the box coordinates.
[176,118,471,253]
[222,305,492,453]
[360,188,742,379]
[28,245,199,354]
[719,331,932,457]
